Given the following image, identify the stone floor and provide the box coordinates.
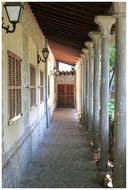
[19,108,101,188]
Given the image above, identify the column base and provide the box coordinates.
[88,141,94,152]
[79,115,88,131]
[94,152,100,161]
[80,116,85,124]
[97,156,111,172]
[79,114,84,124]
[97,170,113,187]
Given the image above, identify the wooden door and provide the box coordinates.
[57,84,74,107]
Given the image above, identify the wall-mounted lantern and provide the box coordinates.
[38,47,49,64]
[2,2,24,33]
[42,47,49,60]
[37,54,44,64]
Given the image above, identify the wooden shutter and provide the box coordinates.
[40,71,44,102]
[57,84,74,108]
[30,65,36,107]
[8,50,22,124]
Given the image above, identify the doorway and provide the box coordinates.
[57,84,74,108]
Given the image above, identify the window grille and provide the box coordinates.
[30,65,36,107]
[8,50,22,124]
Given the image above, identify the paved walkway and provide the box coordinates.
[19,108,101,188]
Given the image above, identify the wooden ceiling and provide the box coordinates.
[29,2,112,65]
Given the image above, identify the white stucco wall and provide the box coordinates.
[2,3,56,153]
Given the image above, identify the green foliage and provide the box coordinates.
[109,45,115,120]
[109,99,115,121]
[109,99,115,155]
[109,45,115,154]
[109,44,115,70]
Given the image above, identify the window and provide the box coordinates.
[30,65,36,107]
[40,71,44,102]
[8,50,22,125]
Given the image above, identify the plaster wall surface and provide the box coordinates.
[2,2,56,187]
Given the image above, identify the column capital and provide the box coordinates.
[82,48,89,60]
[88,31,101,45]
[76,58,82,67]
[80,53,85,59]
[84,41,93,49]
[113,2,126,18]
[82,48,89,54]
[79,57,83,64]
[82,48,89,61]
[94,16,115,35]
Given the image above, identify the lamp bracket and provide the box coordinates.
[2,17,16,33]
[37,54,45,64]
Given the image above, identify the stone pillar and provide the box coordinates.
[76,59,83,120]
[94,16,115,170]
[82,48,89,129]
[75,63,78,112]
[89,32,101,157]
[85,42,94,141]
[86,54,90,131]
[80,53,86,125]
[80,56,85,124]
[113,2,126,188]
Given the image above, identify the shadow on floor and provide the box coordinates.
[19,108,101,188]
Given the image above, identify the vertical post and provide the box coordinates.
[75,60,82,119]
[75,64,78,111]
[113,2,126,187]
[80,57,84,123]
[45,58,48,128]
[94,16,115,170]
[89,31,101,158]
[80,54,86,125]
[44,39,49,128]
[85,42,94,142]
[86,54,89,131]
[82,48,89,129]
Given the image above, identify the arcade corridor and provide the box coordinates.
[19,108,101,188]
[2,2,126,188]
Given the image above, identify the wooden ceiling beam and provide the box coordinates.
[48,39,82,50]
[69,2,111,12]
[29,2,112,65]
[33,7,95,26]
[36,19,90,34]
[34,13,94,32]
[40,3,106,17]
[37,3,98,18]
[46,33,83,48]
[38,25,88,41]
[54,53,78,60]
[49,43,80,56]
[30,4,96,25]
[48,37,83,51]
[41,28,83,43]
[55,55,78,64]
[31,2,108,17]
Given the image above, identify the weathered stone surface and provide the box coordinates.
[2,116,46,188]
[19,108,101,188]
